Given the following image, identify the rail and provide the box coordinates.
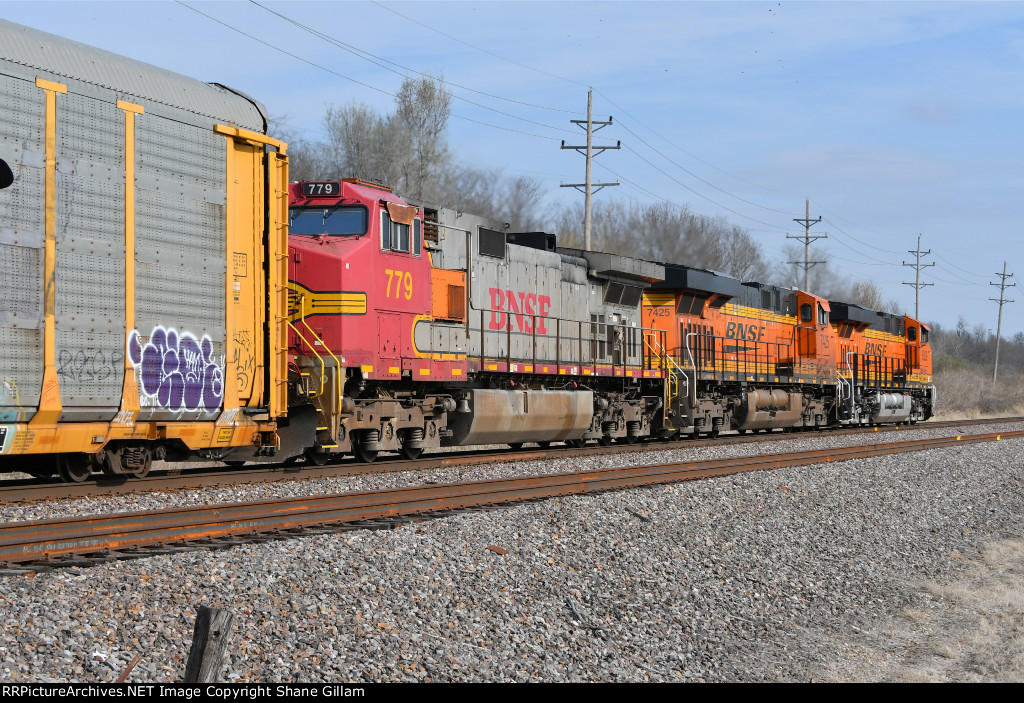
[3,429,1020,566]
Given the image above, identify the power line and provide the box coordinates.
[787,199,826,291]
[990,261,1015,382]
[176,1,582,144]
[902,234,935,320]
[560,89,620,251]
[370,0,589,90]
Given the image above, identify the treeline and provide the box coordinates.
[275,76,895,308]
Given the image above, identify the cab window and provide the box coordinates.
[817,303,828,326]
[908,326,917,342]
[289,206,367,236]
[800,303,812,323]
[382,211,411,253]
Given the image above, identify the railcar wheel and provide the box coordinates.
[537,441,551,448]
[57,454,92,483]
[130,454,153,479]
[567,438,586,448]
[508,443,523,450]
[737,429,746,435]
[223,460,246,468]
[304,448,330,466]
[399,445,423,460]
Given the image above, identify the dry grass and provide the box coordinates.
[826,539,1024,682]
[933,366,1024,419]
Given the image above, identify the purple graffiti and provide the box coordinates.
[127,326,223,412]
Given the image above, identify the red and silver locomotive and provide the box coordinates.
[286,180,670,463]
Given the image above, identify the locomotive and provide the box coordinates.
[286,179,669,463]
[0,20,935,482]
[640,265,934,439]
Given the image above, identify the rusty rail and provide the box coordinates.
[1,429,1021,566]
[1,416,1021,504]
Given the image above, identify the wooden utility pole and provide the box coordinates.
[902,234,934,320]
[990,261,1015,382]
[787,198,825,291]
[561,89,619,250]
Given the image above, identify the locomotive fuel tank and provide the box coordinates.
[446,389,594,445]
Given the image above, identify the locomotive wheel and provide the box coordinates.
[399,444,423,460]
[223,460,247,468]
[617,435,638,444]
[737,429,747,435]
[57,454,92,483]
[567,438,586,448]
[598,436,613,446]
[709,428,720,439]
[304,448,330,466]
[353,443,378,463]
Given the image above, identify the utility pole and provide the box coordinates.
[902,234,935,319]
[990,261,1015,383]
[787,198,825,291]
[561,89,619,251]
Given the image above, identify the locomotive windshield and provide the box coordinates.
[289,206,368,237]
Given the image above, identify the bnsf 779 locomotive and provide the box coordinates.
[286,179,669,463]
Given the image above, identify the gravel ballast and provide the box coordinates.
[1,424,1022,682]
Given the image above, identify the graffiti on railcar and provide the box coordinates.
[127,326,224,411]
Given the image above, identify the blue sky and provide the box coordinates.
[2,1,1022,338]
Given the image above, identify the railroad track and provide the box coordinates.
[0,416,1019,504]
[2,428,1021,570]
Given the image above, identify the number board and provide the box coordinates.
[301,182,341,197]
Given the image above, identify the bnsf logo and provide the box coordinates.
[725,322,766,341]
[489,288,551,333]
[865,342,888,356]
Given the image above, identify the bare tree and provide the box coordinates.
[553,199,771,281]
[391,75,452,202]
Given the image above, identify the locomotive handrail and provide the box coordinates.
[677,332,793,382]
[471,304,662,374]
[288,293,343,413]
[287,320,326,399]
[646,333,686,404]
[683,332,699,407]
[299,315,343,413]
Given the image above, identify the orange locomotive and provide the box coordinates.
[829,302,934,425]
[642,263,934,437]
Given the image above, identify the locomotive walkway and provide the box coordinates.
[1,428,1021,569]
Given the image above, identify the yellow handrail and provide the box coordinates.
[287,320,326,398]
[299,316,343,412]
